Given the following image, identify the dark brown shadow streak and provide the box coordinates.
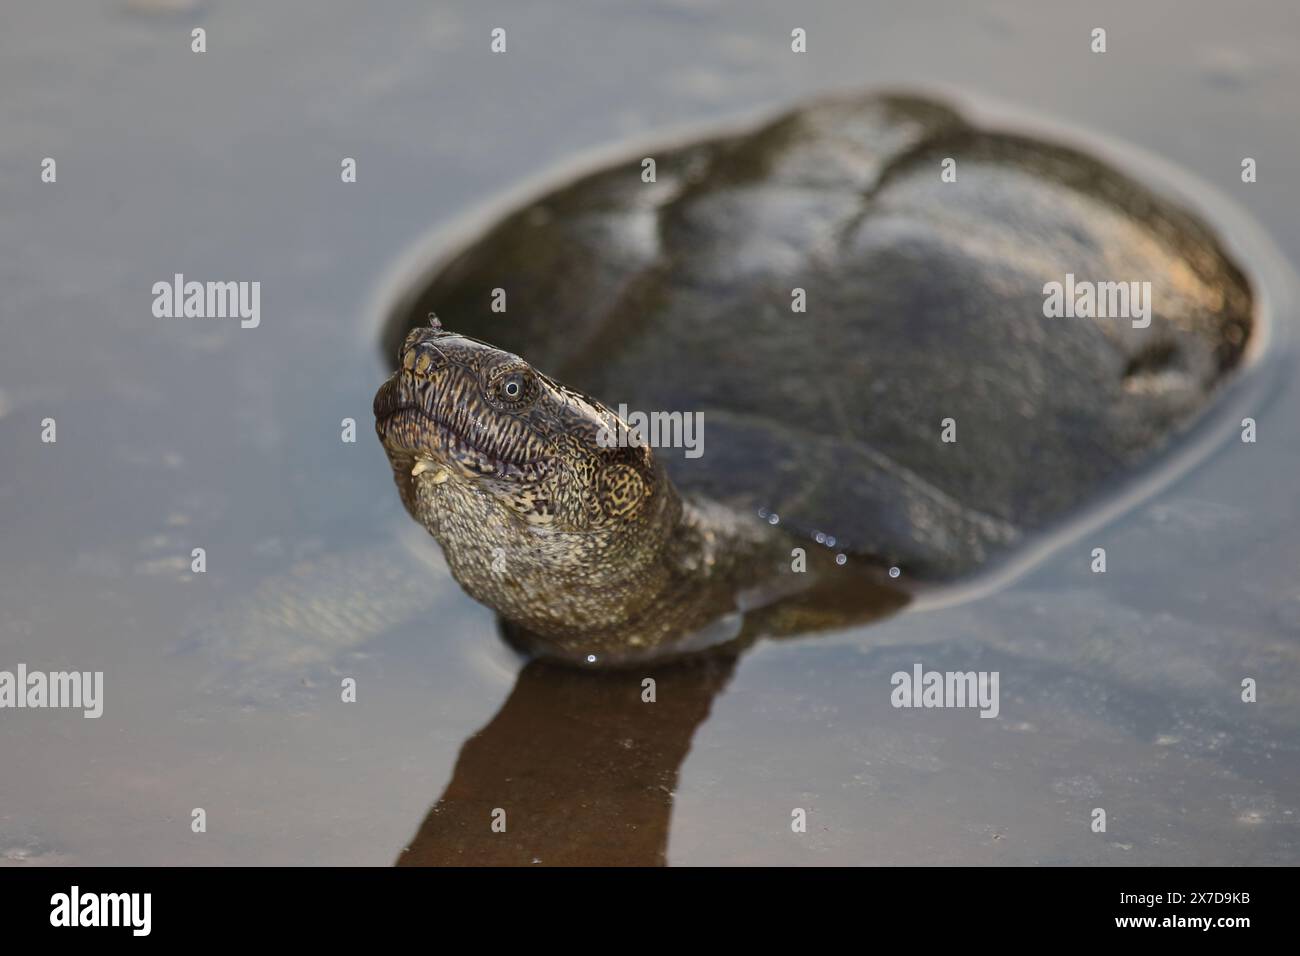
[396,651,738,866]
[396,574,908,866]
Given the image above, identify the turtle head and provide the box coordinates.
[374,318,681,635]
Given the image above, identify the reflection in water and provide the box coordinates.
[400,582,907,866]
[398,652,737,866]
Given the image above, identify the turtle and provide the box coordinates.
[374,92,1254,665]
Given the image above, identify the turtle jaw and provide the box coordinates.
[373,370,551,483]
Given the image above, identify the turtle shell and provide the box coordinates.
[389,94,1253,577]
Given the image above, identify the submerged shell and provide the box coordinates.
[389,94,1253,577]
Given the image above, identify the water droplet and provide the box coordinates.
[814,532,826,544]
[585,654,597,664]
[889,566,901,579]
[835,554,846,566]
[768,513,780,525]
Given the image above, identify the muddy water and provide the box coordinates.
[1,1,1297,865]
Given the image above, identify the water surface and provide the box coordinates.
[1,0,1297,865]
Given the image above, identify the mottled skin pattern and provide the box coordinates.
[375,318,892,662]
[377,93,1255,663]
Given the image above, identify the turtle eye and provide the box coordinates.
[489,365,538,409]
